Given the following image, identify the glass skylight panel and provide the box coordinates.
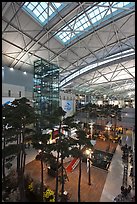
[62,38,68,43]
[123,2,130,6]
[53,3,62,9]
[37,4,44,12]
[74,21,81,29]
[33,8,40,17]
[98,6,106,13]
[103,2,110,6]
[65,35,70,40]
[24,2,29,6]
[27,3,35,11]
[91,18,96,24]
[111,8,117,12]
[59,33,65,38]
[106,9,111,16]
[100,10,107,18]
[39,15,45,22]
[49,7,54,16]
[88,11,95,19]
[55,2,134,44]
[96,14,102,21]
[116,2,124,7]
[94,8,100,16]
[31,2,38,7]
[42,11,47,19]
[40,2,47,9]
[23,2,64,25]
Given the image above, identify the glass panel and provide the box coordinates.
[99,6,106,13]
[62,38,68,43]
[49,7,54,16]
[88,11,95,19]
[53,3,62,8]
[103,2,110,6]
[96,14,102,21]
[27,3,35,11]
[23,2,65,26]
[94,8,100,16]
[123,2,130,6]
[53,2,134,44]
[91,18,96,24]
[37,4,44,13]
[40,2,47,9]
[116,2,124,7]
[106,9,111,15]
[80,16,88,24]
[39,15,45,22]
[111,8,117,12]
[100,10,106,18]
[31,2,38,7]
[24,2,29,6]
[33,8,40,17]
[42,11,47,19]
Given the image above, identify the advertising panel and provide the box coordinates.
[62,100,73,117]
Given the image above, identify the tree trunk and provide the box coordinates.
[17,127,27,202]
[2,130,6,183]
[40,158,44,202]
[78,146,82,202]
[114,116,117,137]
[61,156,64,200]
[55,150,59,202]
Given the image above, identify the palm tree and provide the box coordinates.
[32,128,55,201]
[45,106,66,202]
[71,129,93,202]
[110,105,122,137]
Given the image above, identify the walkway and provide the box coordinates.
[25,160,108,202]
[100,144,124,202]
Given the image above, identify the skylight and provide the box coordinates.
[22,2,65,25]
[55,2,134,44]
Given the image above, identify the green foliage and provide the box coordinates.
[2,144,18,158]
[24,174,55,202]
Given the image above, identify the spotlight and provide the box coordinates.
[10,67,14,71]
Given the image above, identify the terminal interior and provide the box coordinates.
[2,2,135,202]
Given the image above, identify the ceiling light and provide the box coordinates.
[23,71,27,75]
[10,67,14,71]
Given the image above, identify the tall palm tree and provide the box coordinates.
[110,105,122,137]
[32,128,55,201]
[46,106,66,202]
[71,129,93,202]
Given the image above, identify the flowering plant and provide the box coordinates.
[28,182,33,192]
[43,188,55,202]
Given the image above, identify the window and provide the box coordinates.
[8,90,11,97]
[23,2,65,25]
[55,2,134,44]
[19,91,22,97]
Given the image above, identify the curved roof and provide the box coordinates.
[2,2,135,99]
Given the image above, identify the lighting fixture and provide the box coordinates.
[10,67,14,71]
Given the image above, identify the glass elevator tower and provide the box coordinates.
[33,59,59,124]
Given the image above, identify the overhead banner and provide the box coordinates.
[62,100,73,117]
[2,97,15,106]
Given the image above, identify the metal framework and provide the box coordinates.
[2,2,135,100]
